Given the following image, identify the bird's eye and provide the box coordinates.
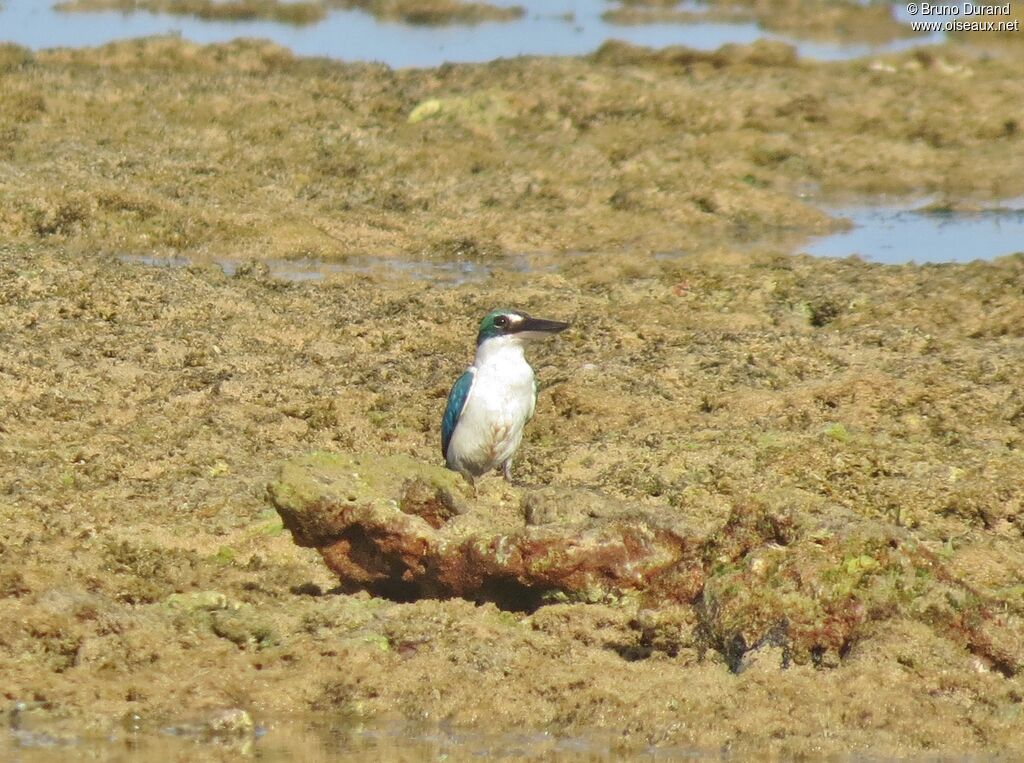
[494,315,509,327]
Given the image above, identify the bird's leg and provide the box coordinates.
[462,471,477,497]
[501,459,513,484]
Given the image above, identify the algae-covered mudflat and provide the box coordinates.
[1,17,1023,760]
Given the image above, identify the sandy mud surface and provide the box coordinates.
[604,0,920,44]
[2,34,1023,264]
[55,0,525,26]
[1,26,1023,760]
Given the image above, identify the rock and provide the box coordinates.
[522,486,625,525]
[165,590,235,612]
[268,452,1023,674]
[209,606,277,649]
[698,502,1024,674]
[735,644,788,674]
[267,452,708,610]
[162,707,255,746]
[202,708,254,738]
[399,476,463,529]
[7,701,80,748]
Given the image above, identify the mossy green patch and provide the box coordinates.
[210,606,279,649]
[823,422,851,443]
[699,502,1016,671]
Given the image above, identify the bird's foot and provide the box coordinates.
[501,460,514,485]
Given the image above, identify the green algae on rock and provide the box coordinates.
[700,501,1023,673]
[268,452,708,609]
[270,452,1024,673]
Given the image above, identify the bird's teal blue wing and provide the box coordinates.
[441,369,475,459]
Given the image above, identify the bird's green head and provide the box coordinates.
[476,309,570,346]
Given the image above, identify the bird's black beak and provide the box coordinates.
[514,316,570,339]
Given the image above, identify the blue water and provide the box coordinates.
[805,199,1024,264]
[0,0,944,67]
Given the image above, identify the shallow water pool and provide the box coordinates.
[0,0,943,66]
[804,198,1024,264]
[1,715,710,761]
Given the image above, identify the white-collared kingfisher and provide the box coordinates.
[441,309,570,486]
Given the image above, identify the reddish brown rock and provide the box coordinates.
[699,501,1024,673]
[267,452,708,609]
[269,452,1023,674]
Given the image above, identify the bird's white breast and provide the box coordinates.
[447,338,536,476]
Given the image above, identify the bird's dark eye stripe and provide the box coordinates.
[494,315,509,326]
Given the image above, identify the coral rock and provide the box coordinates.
[269,452,1023,675]
[267,452,707,610]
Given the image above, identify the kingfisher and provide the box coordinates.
[441,309,570,486]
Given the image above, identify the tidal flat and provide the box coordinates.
[1,30,1023,759]
[54,0,526,26]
